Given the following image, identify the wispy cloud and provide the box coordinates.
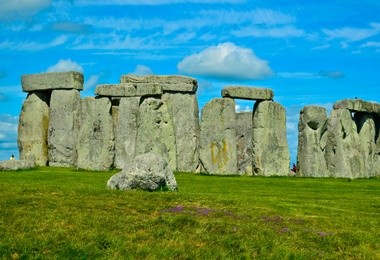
[0,35,67,51]
[278,70,344,79]
[178,42,274,81]
[323,23,380,42]
[76,0,245,6]
[129,65,154,76]
[0,0,51,21]
[233,25,305,38]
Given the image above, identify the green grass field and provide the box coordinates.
[0,167,379,259]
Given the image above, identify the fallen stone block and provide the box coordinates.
[0,160,35,171]
[22,71,83,92]
[221,86,274,100]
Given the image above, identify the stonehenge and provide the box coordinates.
[17,71,380,178]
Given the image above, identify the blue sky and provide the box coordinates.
[1,0,380,163]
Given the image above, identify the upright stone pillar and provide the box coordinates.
[297,106,328,177]
[252,101,290,176]
[199,98,237,175]
[77,97,115,171]
[18,92,50,166]
[48,89,81,167]
[236,112,253,174]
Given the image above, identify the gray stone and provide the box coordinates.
[120,75,197,93]
[22,71,83,92]
[18,92,50,166]
[221,86,274,101]
[77,97,115,171]
[333,99,380,115]
[164,93,200,172]
[252,101,290,176]
[95,83,163,97]
[199,98,237,175]
[0,160,35,171]
[48,89,81,167]
[135,97,177,170]
[114,97,140,169]
[236,112,253,174]
[297,106,329,177]
[107,153,178,191]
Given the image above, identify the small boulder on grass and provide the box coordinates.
[107,153,178,192]
[0,159,35,171]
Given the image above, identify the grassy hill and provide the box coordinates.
[0,167,379,259]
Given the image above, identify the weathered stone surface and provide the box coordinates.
[114,97,140,169]
[0,160,35,171]
[107,153,178,191]
[48,89,81,167]
[221,86,274,101]
[18,92,50,166]
[333,99,380,115]
[95,83,163,97]
[324,109,375,178]
[135,97,177,170]
[236,112,253,174]
[199,98,237,175]
[77,97,115,171]
[22,71,83,92]
[252,101,289,176]
[297,106,329,177]
[120,75,197,93]
[164,93,200,172]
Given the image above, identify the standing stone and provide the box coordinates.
[18,92,50,166]
[252,101,290,176]
[77,97,115,171]
[164,93,200,172]
[373,117,380,177]
[297,106,329,177]
[135,97,177,170]
[114,97,140,169]
[48,89,81,167]
[199,98,237,175]
[236,112,253,174]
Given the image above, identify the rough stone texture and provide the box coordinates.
[114,97,140,169]
[164,93,200,172]
[252,101,290,176]
[22,71,83,92]
[48,89,81,167]
[18,92,50,166]
[120,75,197,93]
[222,86,274,101]
[0,160,35,171]
[135,97,177,170]
[95,83,163,97]
[236,112,253,174]
[199,98,237,175]
[77,97,115,171]
[324,109,375,178]
[297,106,329,177]
[107,153,178,191]
[333,99,380,115]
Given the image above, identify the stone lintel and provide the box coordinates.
[333,99,380,115]
[221,86,274,101]
[22,71,83,92]
[120,75,198,93]
[95,83,163,97]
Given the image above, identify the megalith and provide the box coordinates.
[297,106,329,177]
[199,98,237,175]
[76,97,115,171]
[21,71,83,92]
[48,89,81,167]
[222,86,273,101]
[135,97,177,170]
[252,101,290,176]
[236,112,253,174]
[115,97,140,169]
[164,93,200,172]
[17,92,50,166]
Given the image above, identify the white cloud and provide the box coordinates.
[177,42,274,81]
[323,23,380,42]
[0,0,51,21]
[360,41,380,48]
[46,59,84,73]
[233,25,305,38]
[0,35,67,51]
[84,74,100,90]
[278,70,344,80]
[130,65,153,76]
